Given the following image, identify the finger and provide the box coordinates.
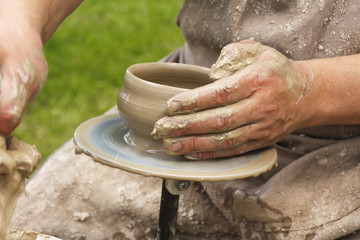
[185,140,262,160]
[166,65,258,115]
[162,124,252,155]
[7,151,38,177]
[0,148,14,180]
[7,136,41,161]
[152,98,254,139]
[0,134,6,150]
[0,55,47,135]
[0,71,29,135]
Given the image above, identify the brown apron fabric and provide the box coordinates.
[169,0,360,238]
[163,46,360,240]
[11,109,239,240]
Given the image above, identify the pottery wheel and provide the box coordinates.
[73,114,277,181]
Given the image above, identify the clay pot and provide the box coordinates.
[117,62,211,137]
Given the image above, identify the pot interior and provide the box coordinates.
[130,63,210,89]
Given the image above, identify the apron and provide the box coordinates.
[165,0,360,239]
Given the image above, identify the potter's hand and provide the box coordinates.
[0,136,41,180]
[0,136,41,213]
[0,0,83,136]
[0,135,41,238]
[152,40,314,159]
[0,14,47,136]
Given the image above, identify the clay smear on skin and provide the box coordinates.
[153,42,262,138]
[163,41,312,120]
[165,42,263,116]
[153,42,314,160]
[163,124,251,158]
[0,59,39,126]
[152,100,237,139]
[31,46,48,94]
[209,42,265,81]
[11,75,29,125]
[261,49,314,103]
[165,66,254,117]
[9,47,48,125]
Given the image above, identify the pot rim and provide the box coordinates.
[125,62,210,92]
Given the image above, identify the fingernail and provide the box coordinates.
[167,100,180,115]
[185,153,201,160]
[170,141,182,152]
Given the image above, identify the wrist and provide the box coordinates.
[1,0,83,43]
[0,2,43,43]
[295,55,360,128]
[293,59,332,129]
[0,4,49,135]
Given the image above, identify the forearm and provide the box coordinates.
[1,0,83,43]
[299,54,360,127]
[0,0,82,135]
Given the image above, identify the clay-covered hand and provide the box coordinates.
[0,135,41,236]
[0,136,41,178]
[0,12,48,136]
[152,40,314,160]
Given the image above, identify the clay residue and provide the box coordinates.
[162,124,251,159]
[0,136,41,240]
[260,49,314,103]
[9,230,61,240]
[152,116,191,140]
[210,41,314,105]
[152,101,237,139]
[9,230,41,240]
[163,41,264,117]
[208,124,250,143]
[165,91,200,115]
[232,192,292,237]
[209,41,265,81]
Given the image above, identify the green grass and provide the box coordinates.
[14,0,184,162]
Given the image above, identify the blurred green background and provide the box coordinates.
[14,0,184,162]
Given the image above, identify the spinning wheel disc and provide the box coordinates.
[74,114,277,181]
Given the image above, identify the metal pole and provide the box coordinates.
[157,179,179,240]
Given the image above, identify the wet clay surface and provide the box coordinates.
[9,230,39,240]
[0,136,41,240]
[210,42,314,102]
[9,230,58,240]
[11,131,240,240]
[73,113,277,181]
[117,62,211,138]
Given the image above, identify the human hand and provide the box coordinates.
[0,11,48,136]
[152,40,314,160]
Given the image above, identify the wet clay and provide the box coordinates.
[209,41,266,81]
[9,230,55,240]
[73,113,277,182]
[117,62,211,151]
[152,98,252,140]
[162,124,251,159]
[0,136,41,240]
[210,41,314,104]
[9,230,38,240]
